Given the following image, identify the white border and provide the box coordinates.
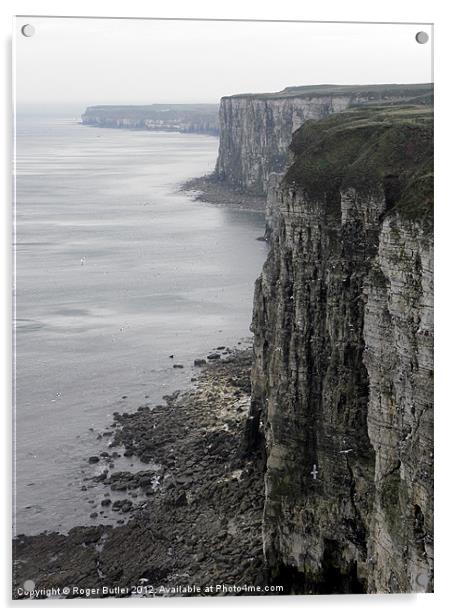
[1,1,449,614]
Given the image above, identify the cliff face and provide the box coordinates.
[214,84,433,195]
[81,104,219,136]
[363,213,433,592]
[248,105,433,593]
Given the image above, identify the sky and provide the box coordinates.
[14,17,433,111]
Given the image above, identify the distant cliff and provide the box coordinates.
[214,83,433,195]
[81,104,219,136]
[247,104,433,593]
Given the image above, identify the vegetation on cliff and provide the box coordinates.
[284,104,433,224]
[251,99,433,592]
[82,104,219,135]
[229,82,433,101]
[216,84,432,196]
[82,103,219,119]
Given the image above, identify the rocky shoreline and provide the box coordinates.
[13,349,276,599]
[181,175,266,212]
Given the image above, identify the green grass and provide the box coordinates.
[228,83,433,101]
[283,104,433,224]
[82,104,219,120]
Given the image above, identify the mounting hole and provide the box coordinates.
[21,24,35,38]
[23,579,35,592]
[415,31,429,44]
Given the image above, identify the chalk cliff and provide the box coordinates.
[247,104,433,593]
[214,83,433,195]
[82,104,219,136]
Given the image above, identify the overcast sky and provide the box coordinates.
[15,17,432,110]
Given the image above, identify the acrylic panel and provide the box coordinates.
[13,16,433,598]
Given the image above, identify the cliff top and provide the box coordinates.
[82,104,218,119]
[225,83,433,102]
[284,104,433,224]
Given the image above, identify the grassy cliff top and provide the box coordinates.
[284,104,433,224]
[82,104,219,119]
[226,83,433,102]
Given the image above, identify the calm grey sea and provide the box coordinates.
[14,114,267,536]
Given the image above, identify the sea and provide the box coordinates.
[13,110,267,536]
